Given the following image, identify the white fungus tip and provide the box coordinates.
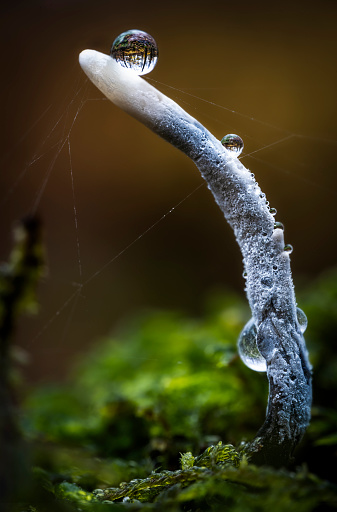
[78,49,111,79]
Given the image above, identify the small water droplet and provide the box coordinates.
[269,208,277,216]
[110,29,158,75]
[221,134,244,156]
[274,221,284,230]
[237,318,267,372]
[242,271,248,279]
[284,244,293,254]
[261,276,273,287]
[296,307,308,333]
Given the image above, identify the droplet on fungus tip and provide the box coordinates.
[238,318,267,372]
[221,134,244,156]
[269,208,277,216]
[110,29,158,75]
[296,307,308,333]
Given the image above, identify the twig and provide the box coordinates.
[0,216,44,508]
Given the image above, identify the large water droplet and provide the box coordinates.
[221,134,244,156]
[237,318,267,372]
[296,307,308,333]
[110,29,158,76]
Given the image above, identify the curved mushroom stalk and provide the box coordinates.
[79,49,312,467]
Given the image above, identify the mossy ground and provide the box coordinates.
[2,230,337,510]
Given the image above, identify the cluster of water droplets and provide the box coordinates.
[110,29,158,76]
[221,134,244,156]
[238,307,308,372]
[269,209,294,254]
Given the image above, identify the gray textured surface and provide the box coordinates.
[79,49,312,465]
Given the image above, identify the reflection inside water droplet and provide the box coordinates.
[274,221,284,230]
[237,318,267,372]
[221,134,244,156]
[284,244,293,254]
[110,29,158,76]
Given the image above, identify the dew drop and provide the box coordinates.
[296,307,308,333]
[237,318,267,372]
[269,207,277,216]
[284,244,293,254]
[110,29,158,76]
[242,271,248,279]
[221,134,244,156]
[274,221,284,230]
[261,276,273,287]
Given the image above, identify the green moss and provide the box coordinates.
[14,269,337,510]
[92,451,336,511]
[56,481,96,506]
[24,302,267,463]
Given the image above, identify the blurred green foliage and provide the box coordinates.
[23,292,266,465]
[6,263,337,509]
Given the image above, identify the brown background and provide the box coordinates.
[1,0,336,383]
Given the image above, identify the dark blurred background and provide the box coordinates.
[1,0,336,383]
